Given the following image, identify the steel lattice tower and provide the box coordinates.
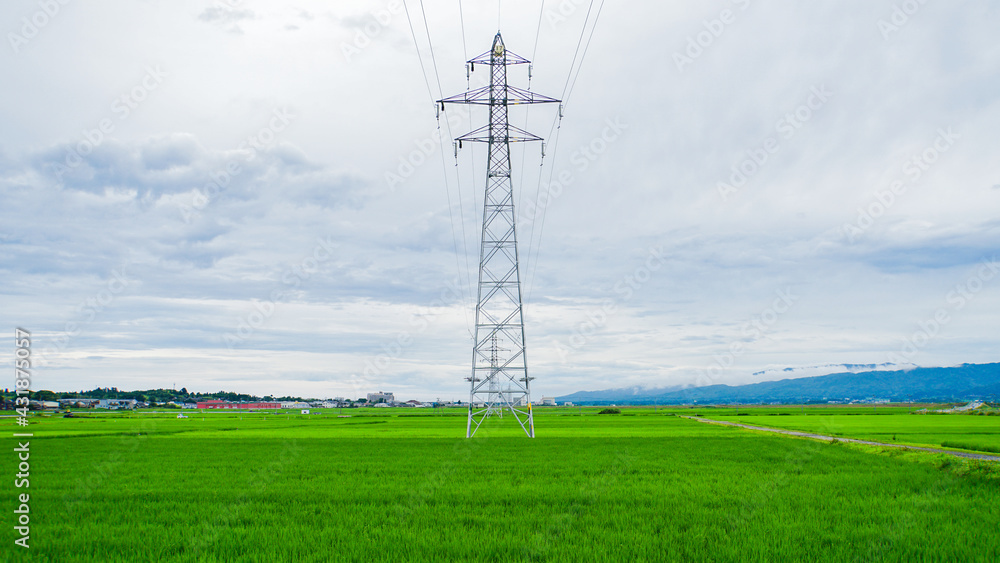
[439,32,560,438]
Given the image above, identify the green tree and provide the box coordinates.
[34,390,59,401]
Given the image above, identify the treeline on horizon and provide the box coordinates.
[0,387,317,404]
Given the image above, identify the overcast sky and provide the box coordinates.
[2,0,999,401]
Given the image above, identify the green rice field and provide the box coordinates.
[3,406,998,562]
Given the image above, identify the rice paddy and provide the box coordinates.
[3,406,998,562]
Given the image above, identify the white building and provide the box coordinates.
[541,397,556,406]
[281,401,310,409]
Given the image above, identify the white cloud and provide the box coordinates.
[1,0,999,400]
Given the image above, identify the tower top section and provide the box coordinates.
[465,32,531,66]
[437,32,559,110]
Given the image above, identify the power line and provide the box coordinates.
[526,0,606,301]
[419,0,475,311]
[564,0,605,106]
[525,0,603,301]
[457,1,480,308]
[560,0,595,100]
[520,0,549,288]
[530,0,546,62]
[527,1,598,286]
[419,0,446,100]
[458,1,469,69]
[403,0,474,335]
[524,122,563,304]
[402,0,436,102]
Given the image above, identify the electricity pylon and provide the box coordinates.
[439,32,560,438]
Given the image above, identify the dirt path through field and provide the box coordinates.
[685,416,1000,462]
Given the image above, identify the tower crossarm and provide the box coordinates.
[456,124,544,144]
[438,86,559,107]
[466,45,531,66]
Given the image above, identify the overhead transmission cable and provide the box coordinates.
[418,0,476,317]
[525,0,605,303]
[563,0,605,107]
[520,0,548,292]
[457,0,478,272]
[402,0,474,336]
[526,0,597,300]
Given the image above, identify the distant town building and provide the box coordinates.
[29,400,60,410]
[196,400,281,409]
[541,397,556,406]
[57,398,137,409]
[59,398,99,408]
[367,392,394,404]
[280,401,311,409]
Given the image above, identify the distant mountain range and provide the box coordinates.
[555,363,1000,405]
